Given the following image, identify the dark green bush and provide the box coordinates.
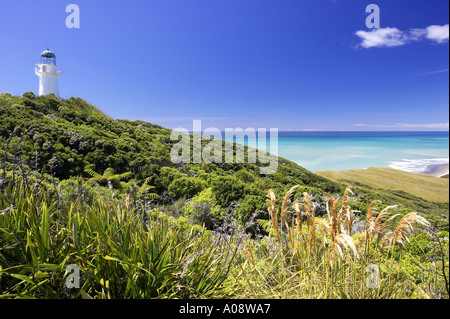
[168,176,206,199]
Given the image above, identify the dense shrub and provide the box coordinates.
[211,176,245,207]
[168,176,206,199]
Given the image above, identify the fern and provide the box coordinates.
[257,219,272,234]
[84,168,101,178]
[137,177,159,200]
[84,168,132,186]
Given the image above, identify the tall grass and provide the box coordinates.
[0,175,445,298]
[233,186,436,299]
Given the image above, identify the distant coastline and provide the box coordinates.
[422,163,449,177]
[315,166,449,203]
[226,131,449,173]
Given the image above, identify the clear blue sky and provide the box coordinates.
[0,0,448,131]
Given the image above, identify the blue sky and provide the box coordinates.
[0,0,448,131]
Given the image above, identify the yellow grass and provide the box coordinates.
[239,186,433,298]
[315,167,449,203]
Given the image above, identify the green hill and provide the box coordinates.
[0,92,448,229]
[0,92,341,220]
[1,93,449,299]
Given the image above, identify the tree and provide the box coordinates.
[157,167,187,190]
[236,194,268,224]
[121,177,160,205]
[168,176,206,199]
[182,188,222,229]
[84,167,132,189]
[23,92,36,100]
[211,176,245,208]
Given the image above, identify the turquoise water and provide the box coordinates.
[223,131,449,173]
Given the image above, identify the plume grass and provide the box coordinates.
[239,185,435,299]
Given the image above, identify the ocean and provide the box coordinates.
[223,131,449,173]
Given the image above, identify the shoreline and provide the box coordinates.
[421,163,449,177]
[315,163,450,178]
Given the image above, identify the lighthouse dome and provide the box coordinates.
[41,49,56,58]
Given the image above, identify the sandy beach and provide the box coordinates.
[423,163,449,177]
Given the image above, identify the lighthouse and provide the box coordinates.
[35,49,61,98]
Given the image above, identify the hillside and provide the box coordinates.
[1,93,449,299]
[0,92,448,229]
[316,167,449,203]
[0,93,342,220]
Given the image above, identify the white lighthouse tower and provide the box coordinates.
[35,49,61,98]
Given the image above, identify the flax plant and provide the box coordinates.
[0,183,237,298]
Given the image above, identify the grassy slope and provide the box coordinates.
[316,167,449,203]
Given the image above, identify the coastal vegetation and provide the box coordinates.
[0,93,448,299]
